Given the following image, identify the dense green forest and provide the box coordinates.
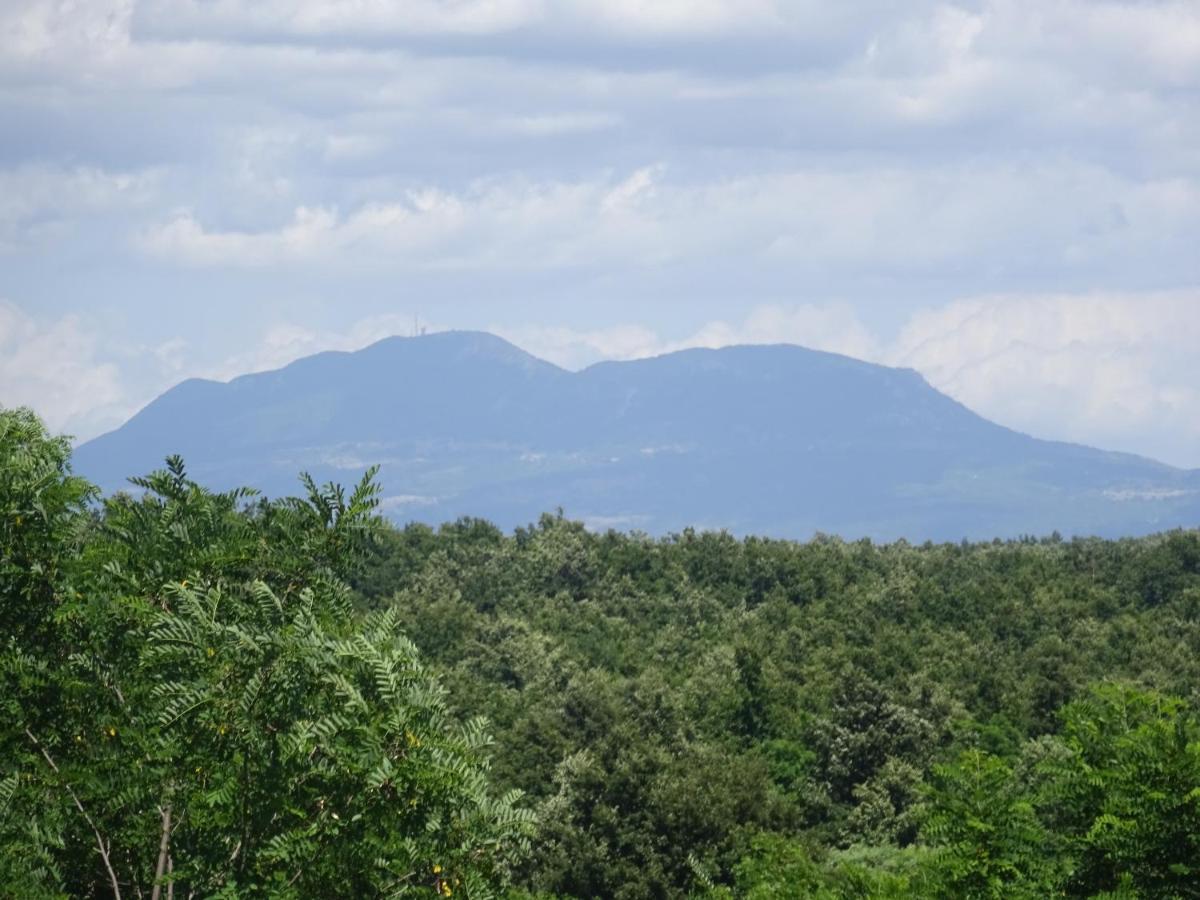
[4,406,1200,898]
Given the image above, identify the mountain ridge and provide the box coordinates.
[73,330,1199,541]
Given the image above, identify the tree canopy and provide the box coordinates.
[0,409,532,898]
[4,406,1200,898]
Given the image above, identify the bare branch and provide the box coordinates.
[25,728,123,900]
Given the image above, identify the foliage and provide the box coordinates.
[354,507,1200,897]
[6,406,1200,897]
[1042,684,1200,897]
[0,409,532,898]
[921,751,1053,897]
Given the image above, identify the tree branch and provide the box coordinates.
[25,728,123,900]
[150,805,172,900]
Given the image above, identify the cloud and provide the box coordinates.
[0,0,134,70]
[887,293,1200,468]
[7,0,1199,260]
[117,0,1200,103]
[0,164,159,250]
[135,162,1200,294]
[0,300,448,444]
[137,167,671,269]
[0,301,127,440]
[0,307,436,443]
[981,0,1200,90]
[128,0,867,47]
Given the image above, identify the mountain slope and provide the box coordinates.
[73,331,1200,541]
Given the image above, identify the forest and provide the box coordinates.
[3,406,1200,898]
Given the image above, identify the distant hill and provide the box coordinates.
[73,331,1200,541]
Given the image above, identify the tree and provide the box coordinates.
[1040,684,1200,897]
[0,407,98,896]
[921,749,1054,898]
[0,409,532,898]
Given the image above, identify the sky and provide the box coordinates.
[1,0,1198,468]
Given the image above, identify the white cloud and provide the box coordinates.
[0,164,160,250]
[1,306,437,443]
[8,0,1200,270]
[982,0,1200,89]
[0,0,134,68]
[140,206,338,267]
[0,301,127,440]
[0,0,228,89]
[887,293,1200,467]
[116,0,1200,101]
[137,167,672,269]
[135,162,1200,289]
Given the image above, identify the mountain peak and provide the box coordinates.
[357,329,565,373]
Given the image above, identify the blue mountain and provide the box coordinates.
[73,331,1200,541]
